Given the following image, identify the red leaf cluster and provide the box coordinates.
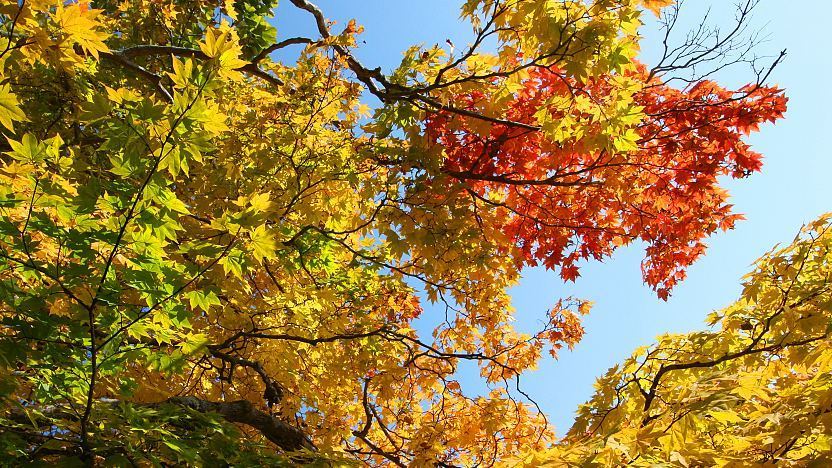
[425,64,787,298]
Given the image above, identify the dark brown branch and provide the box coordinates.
[163,396,314,452]
[111,45,286,88]
[6,397,315,453]
[206,346,285,409]
[445,169,599,187]
[239,327,389,346]
[252,37,316,63]
[101,51,173,101]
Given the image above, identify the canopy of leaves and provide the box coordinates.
[0,0,789,465]
[518,213,832,466]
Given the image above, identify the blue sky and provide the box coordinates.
[272,1,831,435]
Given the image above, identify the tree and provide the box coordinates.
[518,213,832,466]
[0,0,787,465]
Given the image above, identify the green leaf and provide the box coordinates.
[79,92,113,122]
[6,133,46,163]
[185,290,220,312]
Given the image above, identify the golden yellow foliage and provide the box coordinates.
[517,214,832,466]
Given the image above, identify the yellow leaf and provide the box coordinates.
[250,224,277,261]
[55,4,110,58]
[709,410,744,424]
[0,83,27,131]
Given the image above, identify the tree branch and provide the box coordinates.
[163,396,314,452]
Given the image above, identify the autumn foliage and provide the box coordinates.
[427,65,787,298]
[0,0,814,466]
[519,214,832,466]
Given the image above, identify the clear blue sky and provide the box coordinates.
[272,1,831,435]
